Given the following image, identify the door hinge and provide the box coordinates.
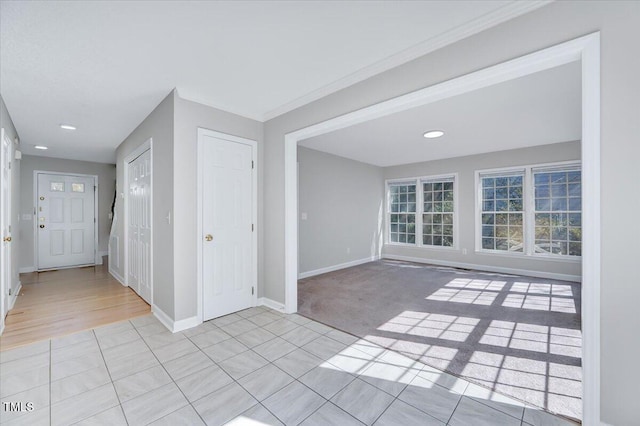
[94,218,96,223]
[251,160,254,169]
[252,287,254,295]
[251,224,254,232]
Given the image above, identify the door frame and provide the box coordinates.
[123,138,153,306]
[33,170,99,271]
[196,128,258,323]
[0,128,12,333]
[283,33,601,424]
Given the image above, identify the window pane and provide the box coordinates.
[389,183,416,244]
[422,178,455,247]
[533,169,581,257]
[50,182,64,192]
[482,238,494,249]
[71,183,85,193]
[480,172,523,252]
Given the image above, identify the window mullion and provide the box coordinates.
[416,179,423,247]
[525,167,533,256]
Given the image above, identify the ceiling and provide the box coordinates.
[300,61,582,167]
[0,1,549,163]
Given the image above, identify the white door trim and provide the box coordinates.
[196,128,258,323]
[33,170,99,270]
[284,33,600,424]
[0,128,11,334]
[123,138,153,308]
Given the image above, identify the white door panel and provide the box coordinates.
[127,149,151,304]
[202,135,254,320]
[37,173,95,270]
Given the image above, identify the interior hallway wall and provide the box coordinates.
[114,90,175,317]
[173,95,263,321]
[18,155,115,271]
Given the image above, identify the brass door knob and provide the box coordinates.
[205,234,213,241]
[3,236,11,242]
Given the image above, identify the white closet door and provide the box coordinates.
[127,149,151,304]
[202,135,254,320]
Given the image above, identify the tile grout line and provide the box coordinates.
[92,327,130,426]
[132,321,209,426]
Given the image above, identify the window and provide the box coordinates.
[388,175,456,248]
[389,183,416,244]
[50,182,64,192]
[422,178,455,247]
[480,173,524,252]
[533,167,581,256]
[478,162,581,258]
[71,183,85,193]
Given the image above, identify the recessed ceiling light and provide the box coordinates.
[423,130,444,139]
[34,145,48,150]
[60,124,76,130]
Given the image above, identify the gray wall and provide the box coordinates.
[262,2,640,423]
[173,96,263,321]
[298,147,384,274]
[0,95,21,297]
[18,155,115,270]
[114,90,175,317]
[383,141,581,279]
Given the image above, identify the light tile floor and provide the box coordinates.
[0,306,578,426]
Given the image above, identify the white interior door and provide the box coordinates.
[37,173,95,270]
[202,135,254,320]
[1,130,12,322]
[127,149,151,304]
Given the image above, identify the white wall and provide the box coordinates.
[0,95,21,299]
[298,146,384,274]
[262,2,640,423]
[114,90,175,317]
[383,141,581,280]
[173,95,263,321]
[18,155,115,271]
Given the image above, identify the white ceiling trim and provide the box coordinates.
[262,0,552,122]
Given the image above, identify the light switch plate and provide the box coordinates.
[22,214,32,221]
[301,212,308,220]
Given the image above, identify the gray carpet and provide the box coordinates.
[298,259,582,421]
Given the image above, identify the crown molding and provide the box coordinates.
[262,0,553,122]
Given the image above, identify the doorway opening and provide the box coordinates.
[284,33,600,424]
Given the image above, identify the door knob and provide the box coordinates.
[40,224,45,229]
[205,234,213,241]
[3,236,11,242]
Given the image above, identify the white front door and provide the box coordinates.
[127,149,151,304]
[1,130,12,323]
[37,173,96,270]
[202,134,254,320]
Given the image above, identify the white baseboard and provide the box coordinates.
[173,316,201,333]
[382,254,581,282]
[109,269,126,286]
[298,255,381,279]
[258,297,286,313]
[8,281,21,309]
[19,266,35,274]
[152,305,201,333]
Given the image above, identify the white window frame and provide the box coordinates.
[385,173,458,250]
[475,160,581,261]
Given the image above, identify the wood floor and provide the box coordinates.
[0,260,150,350]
